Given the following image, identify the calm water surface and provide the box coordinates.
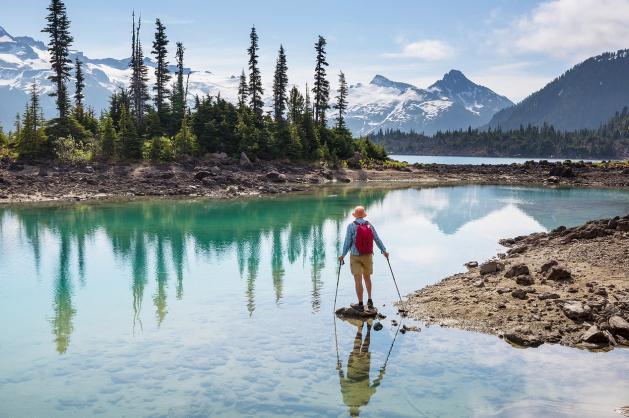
[389,155,604,165]
[1,185,629,418]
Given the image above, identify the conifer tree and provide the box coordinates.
[74,58,85,115]
[42,0,73,120]
[18,82,48,158]
[152,18,171,126]
[171,42,186,132]
[99,116,118,159]
[129,13,149,125]
[287,86,304,125]
[272,45,288,122]
[238,69,248,108]
[334,71,348,130]
[247,27,264,121]
[119,104,141,159]
[312,35,330,127]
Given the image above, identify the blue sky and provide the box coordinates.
[5,0,629,102]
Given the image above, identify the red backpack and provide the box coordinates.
[354,221,374,254]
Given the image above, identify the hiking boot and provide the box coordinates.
[350,302,364,311]
[367,299,374,310]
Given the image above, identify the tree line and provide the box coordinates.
[0,0,386,164]
[370,109,629,159]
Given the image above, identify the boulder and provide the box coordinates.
[549,165,575,178]
[546,266,572,281]
[515,275,534,286]
[210,166,221,175]
[537,292,560,300]
[240,152,253,168]
[581,325,615,345]
[617,221,629,232]
[511,289,528,300]
[561,301,591,321]
[465,261,478,268]
[337,176,352,184]
[194,171,211,180]
[546,176,560,184]
[504,329,543,347]
[480,261,498,275]
[609,315,629,337]
[265,171,288,183]
[505,263,529,278]
[540,259,558,274]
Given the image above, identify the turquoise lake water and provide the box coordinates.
[1,185,629,417]
[389,155,604,165]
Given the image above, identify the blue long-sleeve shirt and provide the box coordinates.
[341,218,387,257]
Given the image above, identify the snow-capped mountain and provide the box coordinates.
[0,25,240,128]
[346,71,513,136]
[0,26,512,136]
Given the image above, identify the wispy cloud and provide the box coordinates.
[496,0,629,61]
[384,39,454,61]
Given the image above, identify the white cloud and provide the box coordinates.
[505,0,629,60]
[384,39,454,61]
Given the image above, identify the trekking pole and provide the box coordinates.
[386,257,406,313]
[333,259,344,313]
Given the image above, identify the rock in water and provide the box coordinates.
[335,306,378,319]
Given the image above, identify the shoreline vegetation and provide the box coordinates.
[0,1,387,172]
[401,215,629,351]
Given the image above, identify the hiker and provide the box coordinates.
[338,319,385,417]
[338,206,389,312]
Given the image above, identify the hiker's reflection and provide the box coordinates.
[338,319,385,417]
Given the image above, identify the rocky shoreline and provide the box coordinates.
[0,157,627,204]
[402,215,629,351]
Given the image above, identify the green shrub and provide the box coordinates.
[54,136,93,163]
[143,136,175,162]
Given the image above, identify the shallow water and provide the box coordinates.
[1,185,628,418]
[389,155,603,165]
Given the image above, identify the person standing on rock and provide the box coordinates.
[338,206,389,312]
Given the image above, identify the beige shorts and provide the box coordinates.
[350,254,373,276]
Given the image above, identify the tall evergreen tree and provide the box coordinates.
[18,82,48,157]
[129,13,149,125]
[74,58,85,113]
[42,0,74,120]
[312,35,330,127]
[238,69,248,108]
[287,85,304,125]
[247,26,264,121]
[171,42,186,132]
[151,18,171,125]
[272,45,288,122]
[334,71,348,130]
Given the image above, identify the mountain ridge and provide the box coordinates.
[486,49,629,131]
[346,71,513,136]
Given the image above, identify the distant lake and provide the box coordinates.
[389,155,604,165]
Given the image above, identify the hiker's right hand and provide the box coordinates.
[383,252,390,259]
[338,256,344,264]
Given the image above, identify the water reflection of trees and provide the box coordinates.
[0,187,388,353]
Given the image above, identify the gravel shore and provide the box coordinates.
[402,215,629,350]
[1,157,627,204]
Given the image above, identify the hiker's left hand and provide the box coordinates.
[383,252,390,259]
